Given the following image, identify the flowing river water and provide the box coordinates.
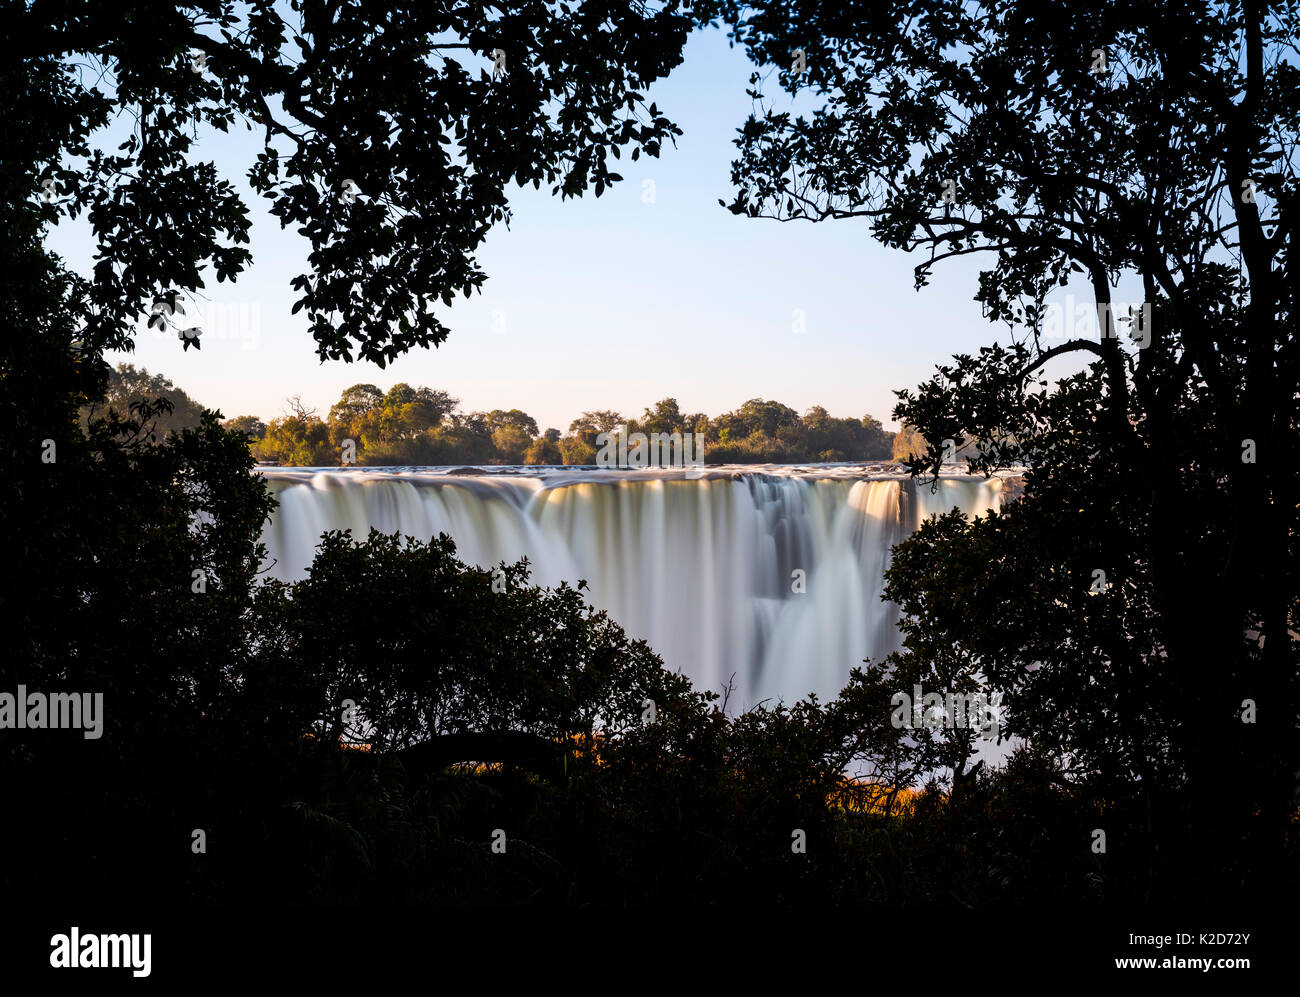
[258,465,1005,709]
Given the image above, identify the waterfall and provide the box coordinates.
[258,467,1002,709]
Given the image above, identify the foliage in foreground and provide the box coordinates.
[4,398,1292,907]
[9,0,1298,908]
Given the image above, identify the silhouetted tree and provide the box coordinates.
[707,0,1300,892]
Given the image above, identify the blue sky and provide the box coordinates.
[47,26,1096,433]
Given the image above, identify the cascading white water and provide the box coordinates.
[258,466,1003,709]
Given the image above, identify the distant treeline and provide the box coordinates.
[81,364,210,439]
[251,387,903,465]
[90,367,925,465]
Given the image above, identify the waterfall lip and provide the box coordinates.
[254,463,1028,485]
